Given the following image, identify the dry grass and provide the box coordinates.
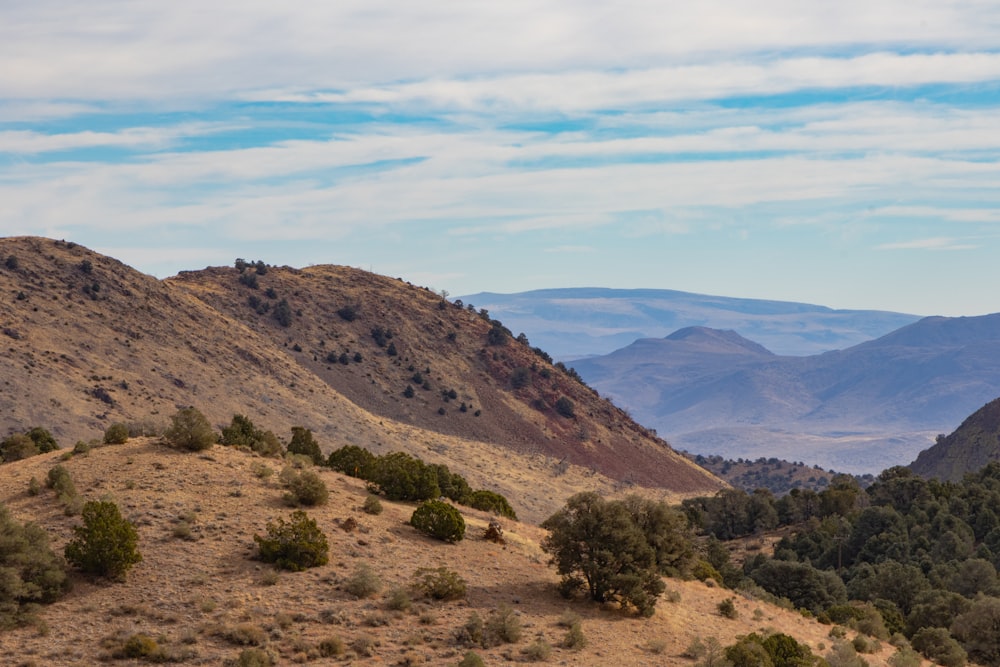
[0,440,905,666]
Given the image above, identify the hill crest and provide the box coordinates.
[0,236,722,515]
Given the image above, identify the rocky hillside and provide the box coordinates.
[910,396,1000,482]
[0,237,722,515]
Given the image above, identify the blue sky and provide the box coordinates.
[3,1,1000,316]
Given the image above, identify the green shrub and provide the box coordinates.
[1,433,38,462]
[228,648,275,667]
[317,637,345,657]
[911,627,967,667]
[281,468,329,507]
[254,510,329,571]
[554,396,575,418]
[718,597,738,619]
[46,464,76,498]
[344,563,382,598]
[411,566,467,600]
[457,651,485,667]
[64,500,142,580]
[115,633,165,660]
[27,476,41,496]
[430,463,472,503]
[369,452,440,501]
[220,415,282,457]
[362,495,383,515]
[287,427,323,465]
[164,407,216,451]
[466,489,517,520]
[385,587,412,611]
[0,502,70,626]
[103,423,129,445]
[27,427,59,453]
[327,445,376,478]
[411,501,465,542]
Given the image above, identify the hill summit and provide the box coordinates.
[0,237,722,518]
[910,396,1000,481]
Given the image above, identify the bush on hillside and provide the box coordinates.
[368,452,440,502]
[64,500,142,580]
[26,427,59,453]
[429,463,472,503]
[0,502,70,626]
[327,445,376,479]
[220,414,282,457]
[103,422,129,445]
[0,433,37,462]
[164,407,216,451]
[411,566,467,600]
[541,491,667,617]
[281,468,329,507]
[411,500,465,543]
[466,489,517,520]
[254,510,329,571]
[287,426,323,465]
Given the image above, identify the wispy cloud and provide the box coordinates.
[876,237,979,251]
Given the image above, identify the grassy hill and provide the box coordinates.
[0,236,722,521]
[0,438,899,666]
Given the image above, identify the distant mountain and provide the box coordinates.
[571,314,1000,474]
[910,397,1000,482]
[459,287,921,359]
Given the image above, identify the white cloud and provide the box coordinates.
[876,237,979,250]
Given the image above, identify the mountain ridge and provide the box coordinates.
[0,236,722,518]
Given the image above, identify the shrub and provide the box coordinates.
[46,464,76,499]
[64,500,142,580]
[4,255,18,270]
[1,433,38,462]
[272,298,292,327]
[336,304,358,321]
[254,510,329,571]
[287,427,323,465]
[103,423,129,445]
[483,604,521,646]
[457,651,485,667]
[411,566,467,600]
[164,407,216,451]
[344,563,382,598]
[220,415,282,457]
[385,587,412,611]
[369,452,440,501]
[563,621,587,650]
[327,445,376,479]
[430,463,472,503]
[281,468,329,507]
[511,366,531,389]
[912,627,967,667]
[411,501,465,542]
[522,639,552,661]
[26,427,59,453]
[541,492,668,617]
[114,633,166,660]
[0,502,70,626]
[466,489,517,520]
[554,396,575,418]
[362,495,383,515]
[718,597,738,619]
[317,637,345,657]
[228,648,275,667]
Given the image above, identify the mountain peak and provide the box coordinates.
[664,326,775,356]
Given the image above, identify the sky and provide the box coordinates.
[2,1,1000,317]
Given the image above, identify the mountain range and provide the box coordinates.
[460,287,921,359]
[570,317,1000,474]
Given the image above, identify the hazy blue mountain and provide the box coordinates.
[571,314,1000,474]
[459,288,920,359]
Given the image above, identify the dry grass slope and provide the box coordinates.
[0,440,901,666]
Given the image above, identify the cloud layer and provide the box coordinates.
[2,1,1000,316]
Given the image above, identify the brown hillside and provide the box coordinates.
[0,237,722,520]
[0,439,900,666]
[910,396,1000,482]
